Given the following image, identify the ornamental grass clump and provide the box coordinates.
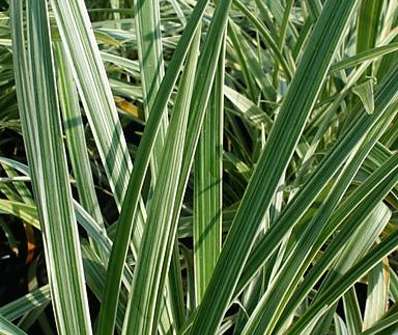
[0,0,398,334]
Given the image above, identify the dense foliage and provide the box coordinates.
[0,0,398,334]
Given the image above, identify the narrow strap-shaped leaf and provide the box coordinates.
[252,119,398,334]
[8,304,48,333]
[193,35,225,305]
[363,261,389,330]
[134,0,168,180]
[165,0,235,326]
[277,0,294,50]
[49,0,140,211]
[54,42,104,228]
[0,314,27,335]
[299,30,398,170]
[0,158,112,260]
[305,0,322,20]
[50,1,148,275]
[98,0,216,331]
[237,65,398,296]
[228,21,258,101]
[233,0,293,81]
[0,179,22,203]
[277,155,398,332]
[288,230,398,335]
[1,164,33,205]
[0,199,40,230]
[190,2,359,333]
[357,0,384,76]
[227,18,277,102]
[121,27,201,335]
[377,27,398,79]
[310,202,391,334]
[132,0,181,329]
[343,289,363,334]
[389,269,398,303]
[167,242,186,330]
[273,0,294,85]
[361,310,398,335]
[10,1,93,334]
[100,51,140,77]
[334,315,349,335]
[54,42,106,260]
[0,286,51,322]
[241,82,397,335]
[330,43,398,73]
[81,244,128,332]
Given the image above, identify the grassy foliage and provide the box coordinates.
[0,0,398,334]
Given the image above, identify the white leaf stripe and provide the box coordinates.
[10,1,92,334]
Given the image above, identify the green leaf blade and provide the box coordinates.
[10,1,93,334]
[190,1,360,333]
